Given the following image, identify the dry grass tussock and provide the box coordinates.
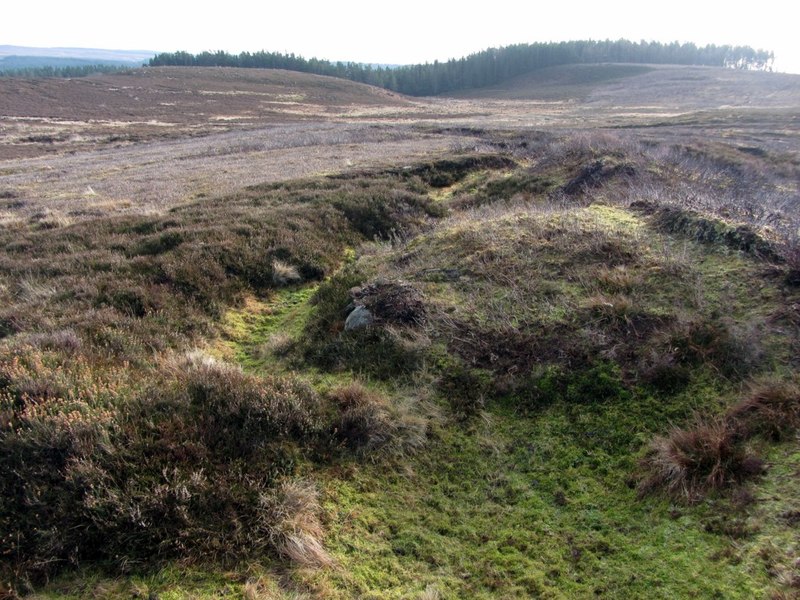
[417,585,442,600]
[260,331,295,358]
[640,378,800,501]
[639,418,762,502]
[263,480,333,568]
[0,210,24,229]
[727,378,800,441]
[272,259,302,285]
[243,578,312,600]
[329,382,429,458]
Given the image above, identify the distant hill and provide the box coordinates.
[149,41,774,96]
[451,63,800,108]
[0,46,155,64]
[0,66,409,123]
[0,46,154,75]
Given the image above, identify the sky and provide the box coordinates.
[3,0,799,73]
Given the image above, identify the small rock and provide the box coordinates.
[344,306,373,331]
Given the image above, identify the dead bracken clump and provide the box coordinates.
[350,279,427,326]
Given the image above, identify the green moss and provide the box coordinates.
[221,285,318,371]
[311,399,774,598]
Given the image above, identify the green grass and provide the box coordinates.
[24,567,250,600]
[27,397,796,599]
[220,285,319,370]
[310,398,781,598]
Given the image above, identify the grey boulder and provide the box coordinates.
[344,306,374,331]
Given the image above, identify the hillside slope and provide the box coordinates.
[451,63,800,109]
[0,66,410,122]
[0,66,417,160]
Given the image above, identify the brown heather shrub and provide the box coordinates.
[255,174,445,240]
[638,418,763,502]
[0,165,447,374]
[785,239,800,287]
[0,343,130,407]
[330,383,394,454]
[666,317,760,379]
[0,313,20,339]
[167,352,322,455]
[639,352,692,394]
[0,353,330,584]
[436,359,490,421]
[24,329,82,353]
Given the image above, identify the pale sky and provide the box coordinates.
[3,0,799,73]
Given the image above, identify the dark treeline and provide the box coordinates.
[0,64,132,78]
[148,40,774,96]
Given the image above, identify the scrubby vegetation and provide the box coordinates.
[0,165,456,590]
[2,129,800,598]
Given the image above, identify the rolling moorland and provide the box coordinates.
[0,60,799,599]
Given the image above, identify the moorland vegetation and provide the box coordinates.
[0,50,798,598]
[1,127,799,597]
